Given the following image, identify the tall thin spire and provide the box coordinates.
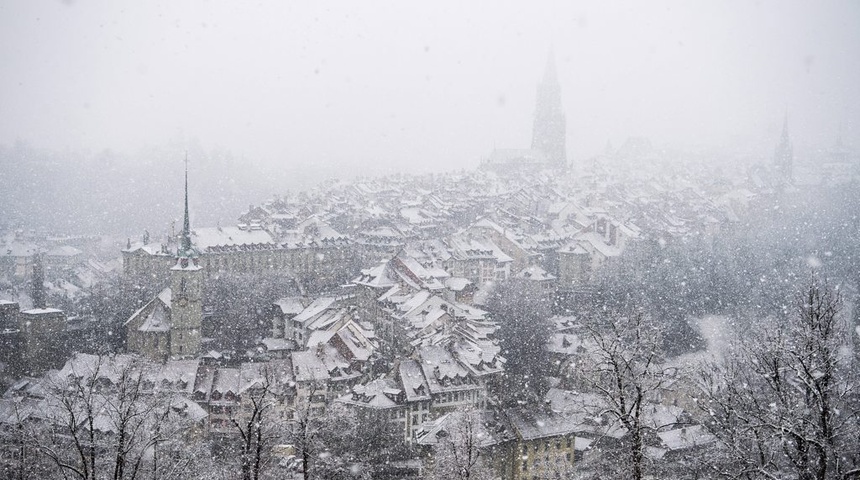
[177,153,197,259]
[182,153,191,251]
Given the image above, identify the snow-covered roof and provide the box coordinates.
[399,359,431,402]
[274,297,306,315]
[293,297,337,326]
[417,345,473,394]
[291,350,331,382]
[515,265,556,282]
[20,308,64,315]
[444,277,471,292]
[192,226,276,251]
[576,231,622,258]
[506,408,589,441]
[139,300,171,332]
[657,425,716,451]
[211,368,241,397]
[337,378,401,410]
[259,337,293,352]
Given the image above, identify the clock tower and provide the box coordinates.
[170,158,203,358]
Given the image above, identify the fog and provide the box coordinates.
[3,3,860,478]
[2,0,858,176]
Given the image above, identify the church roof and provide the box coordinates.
[192,226,276,251]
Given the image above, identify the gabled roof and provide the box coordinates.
[293,297,338,326]
[291,350,331,382]
[353,261,399,289]
[274,297,306,315]
[211,368,241,397]
[337,378,402,410]
[399,360,431,402]
[193,226,276,252]
[417,345,473,394]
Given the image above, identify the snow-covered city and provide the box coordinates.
[1,2,859,479]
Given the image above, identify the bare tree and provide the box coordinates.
[16,355,203,480]
[287,383,328,480]
[581,311,672,480]
[229,366,286,480]
[286,390,403,480]
[429,408,495,480]
[0,397,49,479]
[698,278,860,479]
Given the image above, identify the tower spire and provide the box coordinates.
[177,153,197,259]
[531,46,567,169]
[543,44,559,87]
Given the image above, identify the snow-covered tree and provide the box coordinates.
[581,311,672,480]
[429,408,495,480]
[229,366,284,480]
[698,278,860,479]
[486,278,554,406]
[18,355,203,480]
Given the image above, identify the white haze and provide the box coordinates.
[1,0,858,177]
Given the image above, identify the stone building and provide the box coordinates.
[125,166,203,361]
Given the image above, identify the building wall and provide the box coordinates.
[510,434,577,480]
[124,244,361,293]
[19,310,66,375]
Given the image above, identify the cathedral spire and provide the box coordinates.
[543,45,559,87]
[531,46,567,169]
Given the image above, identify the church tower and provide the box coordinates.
[169,159,203,358]
[773,114,794,185]
[531,48,567,169]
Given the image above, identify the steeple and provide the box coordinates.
[176,154,198,261]
[531,47,567,169]
[169,153,202,359]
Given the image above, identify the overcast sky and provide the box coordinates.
[1,0,858,173]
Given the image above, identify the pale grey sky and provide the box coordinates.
[1,0,858,173]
